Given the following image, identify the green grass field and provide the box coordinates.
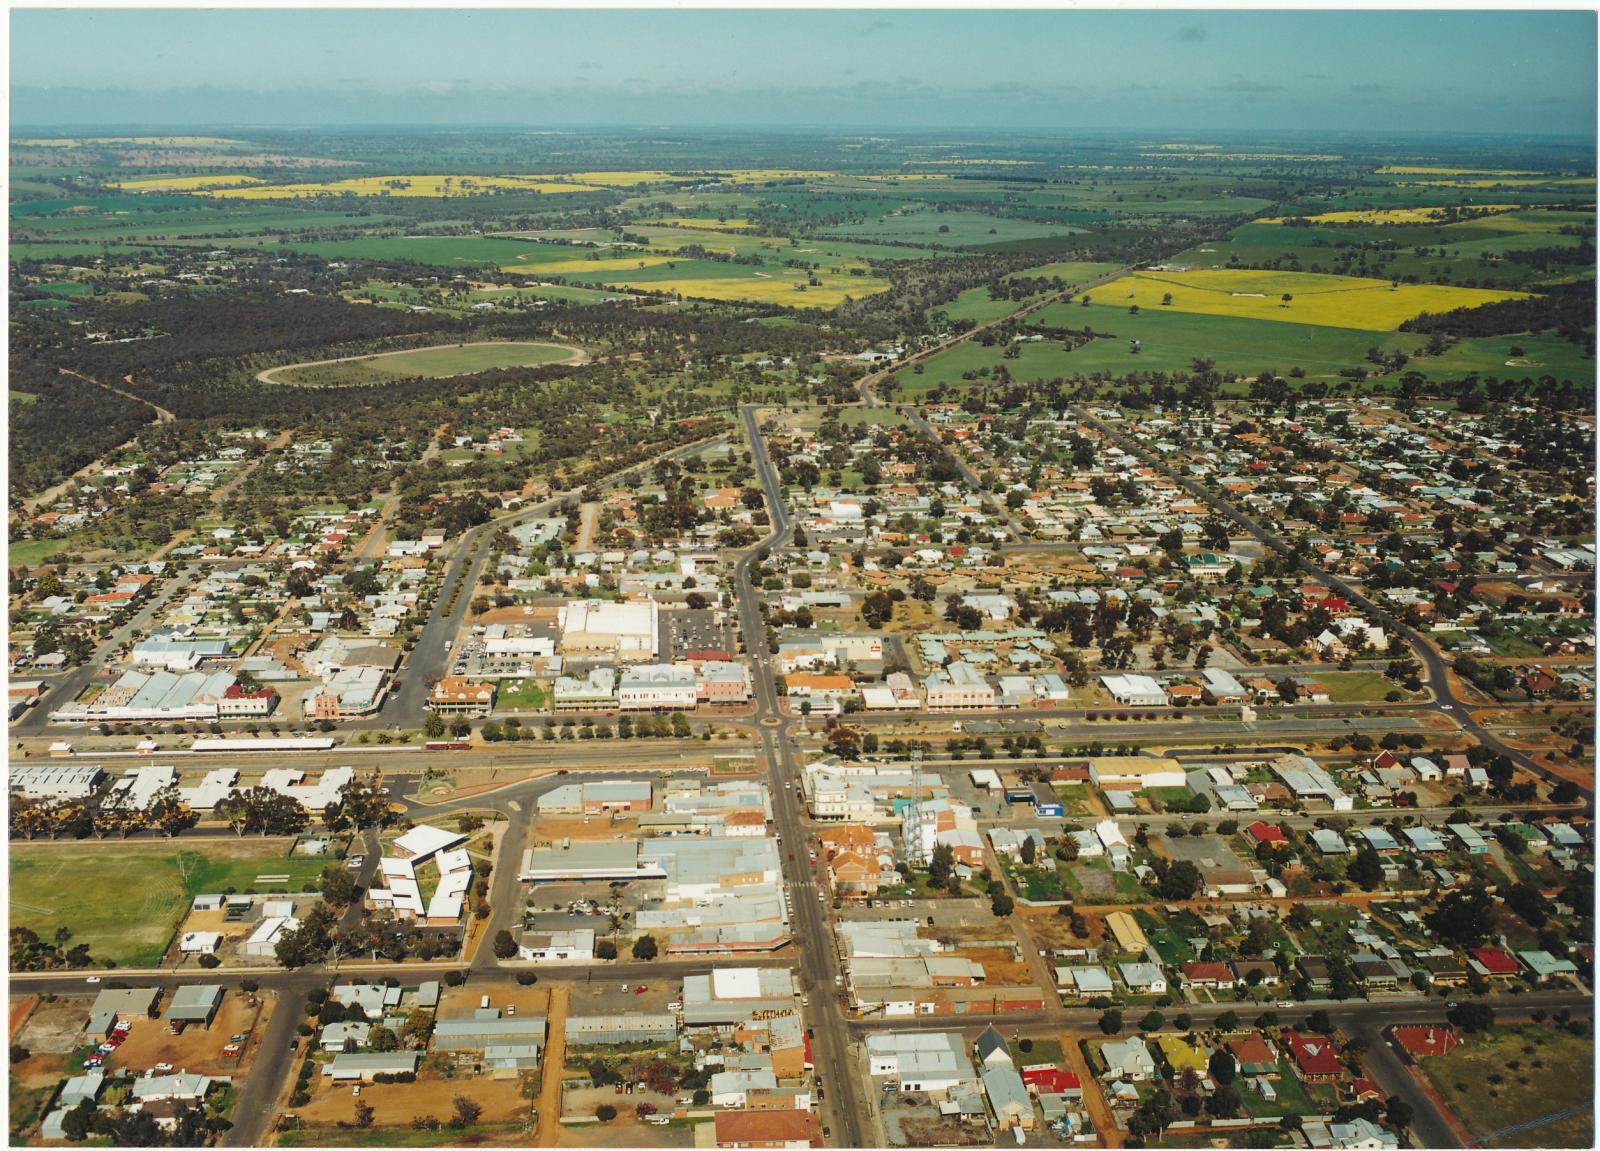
[821,207,1084,247]
[1422,1024,1594,1148]
[939,284,1040,325]
[895,299,1594,393]
[7,537,69,567]
[10,840,329,967]
[269,341,581,386]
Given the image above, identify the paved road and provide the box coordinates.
[734,403,867,1146]
[13,563,200,735]
[374,433,730,729]
[1077,408,1592,804]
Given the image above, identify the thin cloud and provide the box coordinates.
[1177,25,1208,43]
[1214,78,1283,95]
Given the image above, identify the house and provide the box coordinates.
[1057,966,1115,997]
[319,1022,372,1051]
[981,1063,1035,1131]
[1415,954,1468,986]
[1156,1035,1211,1078]
[1228,1033,1278,1077]
[1020,1065,1082,1100]
[1519,950,1579,981]
[1467,947,1520,979]
[1245,821,1288,848]
[974,1023,1013,1067]
[1295,956,1334,992]
[1231,959,1281,987]
[1180,961,1236,989]
[131,1074,214,1107]
[1282,1031,1342,1081]
[1118,962,1167,994]
[1098,1037,1156,1081]
[1310,828,1349,855]
[1390,1026,1460,1060]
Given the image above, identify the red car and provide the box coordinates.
[633,985,648,994]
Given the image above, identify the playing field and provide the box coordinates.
[9,840,329,968]
[266,341,583,386]
[1081,269,1531,331]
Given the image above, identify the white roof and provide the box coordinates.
[393,823,465,861]
[711,967,763,1000]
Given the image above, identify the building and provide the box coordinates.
[981,1063,1035,1130]
[618,663,699,711]
[9,764,104,800]
[1100,673,1168,707]
[433,1012,548,1057]
[558,599,659,660]
[517,929,595,962]
[165,985,223,1028]
[565,1013,679,1046]
[1098,1037,1156,1081]
[428,677,495,716]
[553,667,618,710]
[924,662,996,709]
[1087,756,1187,791]
[323,1053,419,1081]
[866,1032,974,1092]
[714,1109,821,1150]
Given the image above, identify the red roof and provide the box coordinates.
[683,649,733,662]
[223,684,275,699]
[714,1109,821,1148]
[1020,1066,1080,1094]
[1283,1031,1342,1078]
[1246,821,1287,845]
[1391,1026,1461,1059]
[1181,961,1236,984]
[1470,946,1519,976]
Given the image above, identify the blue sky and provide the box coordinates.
[11,9,1597,135]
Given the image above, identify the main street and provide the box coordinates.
[735,402,867,1146]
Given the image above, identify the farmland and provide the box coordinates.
[1080,269,1532,331]
[9,840,329,967]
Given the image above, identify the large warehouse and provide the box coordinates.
[558,600,660,660]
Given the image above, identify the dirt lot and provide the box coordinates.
[15,995,94,1054]
[476,605,561,627]
[556,1116,700,1148]
[438,983,550,1022]
[1016,904,1100,951]
[957,946,1034,985]
[104,991,273,1077]
[294,1070,534,1127]
[560,1083,681,1129]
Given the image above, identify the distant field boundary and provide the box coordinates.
[256,339,587,386]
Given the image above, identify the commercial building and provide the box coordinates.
[565,1013,679,1046]
[428,677,496,716]
[618,663,699,711]
[1087,756,1187,791]
[558,600,659,660]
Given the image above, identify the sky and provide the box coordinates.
[10,8,1597,135]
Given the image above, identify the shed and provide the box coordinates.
[166,985,223,1027]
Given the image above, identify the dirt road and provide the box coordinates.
[536,984,570,1146]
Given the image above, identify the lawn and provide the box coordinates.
[1319,671,1415,703]
[1080,269,1530,331]
[1421,1024,1594,1148]
[1239,1060,1319,1119]
[8,537,68,566]
[1007,860,1068,902]
[494,679,549,712]
[9,840,329,968]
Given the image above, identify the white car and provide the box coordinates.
[85,976,101,984]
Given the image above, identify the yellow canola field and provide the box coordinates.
[658,217,753,231]
[1084,269,1531,332]
[500,256,681,275]
[115,174,270,191]
[205,174,606,199]
[608,273,887,309]
[1377,165,1543,176]
[1416,178,1595,189]
[558,169,831,187]
[1262,205,1522,226]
